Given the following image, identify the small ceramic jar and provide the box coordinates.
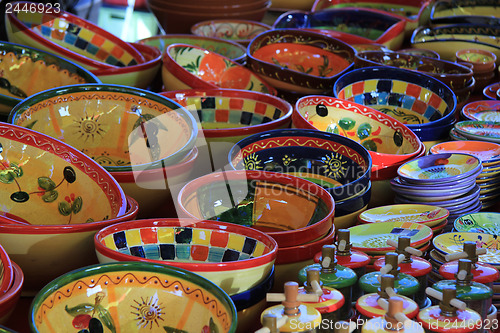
[362,297,425,333]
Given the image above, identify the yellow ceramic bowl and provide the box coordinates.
[358,204,449,227]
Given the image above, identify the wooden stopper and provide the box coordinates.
[456,259,473,284]
[379,274,395,299]
[386,252,400,277]
[260,315,278,333]
[384,297,410,330]
[305,268,323,295]
[322,245,336,270]
[425,287,466,311]
[337,229,351,253]
[283,282,301,316]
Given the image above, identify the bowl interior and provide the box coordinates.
[454,212,500,234]
[462,100,500,122]
[192,21,270,41]
[432,232,500,265]
[358,204,449,225]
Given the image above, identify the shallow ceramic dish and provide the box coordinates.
[191,19,272,46]
[30,262,238,332]
[433,232,500,266]
[456,48,497,73]
[95,218,277,295]
[397,48,440,59]
[228,128,372,202]
[293,96,423,167]
[273,8,407,50]
[162,44,276,95]
[0,261,23,324]
[395,185,481,208]
[455,121,500,143]
[247,29,355,95]
[483,82,500,100]
[5,1,145,70]
[348,221,433,254]
[454,212,500,235]
[430,0,500,26]
[358,204,449,227]
[392,180,477,201]
[0,41,100,116]
[461,100,500,122]
[177,170,335,248]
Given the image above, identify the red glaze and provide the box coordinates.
[314,250,370,269]
[439,260,500,284]
[373,256,432,277]
[298,286,345,313]
[356,293,419,319]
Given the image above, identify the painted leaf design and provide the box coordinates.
[394,131,404,147]
[24,120,38,129]
[357,123,372,140]
[362,139,378,152]
[163,327,188,333]
[72,196,83,214]
[209,318,219,333]
[326,124,339,134]
[86,218,94,223]
[58,201,72,216]
[0,170,15,184]
[38,177,56,191]
[338,118,355,131]
[65,304,95,316]
[42,190,58,203]
[96,305,116,333]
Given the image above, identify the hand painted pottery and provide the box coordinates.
[334,67,457,140]
[483,82,500,100]
[433,232,500,266]
[461,100,500,123]
[94,218,277,295]
[391,178,477,201]
[395,185,481,208]
[270,0,315,10]
[29,262,238,333]
[454,212,500,235]
[0,41,99,116]
[137,34,247,63]
[177,170,335,248]
[358,204,449,227]
[430,0,500,26]
[455,121,500,143]
[191,19,272,46]
[162,44,276,95]
[228,128,372,203]
[354,51,473,90]
[273,8,407,50]
[0,245,13,297]
[0,261,23,324]
[348,221,432,254]
[449,127,469,141]
[247,29,355,95]
[293,96,423,168]
[397,48,441,59]
[456,49,497,74]
[410,25,500,62]
[5,1,145,70]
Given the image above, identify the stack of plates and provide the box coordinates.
[392,153,483,230]
[430,141,500,210]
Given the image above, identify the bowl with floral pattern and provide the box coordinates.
[162,44,276,95]
[95,218,278,295]
[191,19,272,46]
[454,212,500,235]
[461,100,500,122]
[0,41,99,116]
[455,121,500,143]
[177,170,335,248]
[29,261,238,332]
[247,29,355,95]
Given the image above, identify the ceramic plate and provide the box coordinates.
[461,100,500,122]
[449,128,468,141]
[429,140,500,165]
[483,82,500,100]
[358,204,449,227]
[349,221,433,254]
[454,212,500,235]
[455,121,500,143]
[433,232,500,266]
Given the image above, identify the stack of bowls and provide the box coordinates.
[453,120,500,145]
[0,260,23,325]
[430,141,500,210]
[392,153,483,230]
[456,48,497,93]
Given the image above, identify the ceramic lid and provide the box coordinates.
[374,256,432,277]
[356,293,419,319]
[432,280,493,301]
[362,316,425,333]
[261,304,322,332]
[298,263,357,289]
[359,272,420,296]
[417,306,482,333]
[313,250,371,269]
[298,286,345,313]
[439,261,500,284]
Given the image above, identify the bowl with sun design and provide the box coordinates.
[177,169,335,248]
[94,218,277,296]
[333,66,457,142]
[246,29,356,95]
[29,261,238,333]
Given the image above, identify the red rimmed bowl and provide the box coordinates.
[177,170,335,248]
[191,19,272,46]
[0,246,13,298]
[0,261,23,324]
[95,218,278,295]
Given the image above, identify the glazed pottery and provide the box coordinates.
[0,245,13,297]
[456,49,497,73]
[391,178,477,201]
[29,262,238,332]
[483,82,500,100]
[358,204,449,227]
[395,185,481,208]
[162,44,276,95]
[177,170,335,248]
[270,0,315,10]
[430,0,500,26]
[429,140,500,165]
[433,232,500,266]
[353,43,393,53]
[0,41,99,116]
[461,100,500,122]
[247,29,355,94]
[0,261,23,324]
[5,1,145,70]
[191,19,272,46]
[454,212,500,235]
[455,121,500,143]
[273,8,407,50]
[397,48,440,59]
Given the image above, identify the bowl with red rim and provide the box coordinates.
[0,261,23,324]
[0,245,13,298]
[177,170,335,248]
[94,218,278,295]
[247,28,355,95]
[5,1,145,70]
[191,19,272,46]
[162,43,277,95]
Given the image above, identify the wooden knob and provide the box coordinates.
[337,229,351,253]
[305,268,323,295]
[322,245,336,269]
[456,259,473,282]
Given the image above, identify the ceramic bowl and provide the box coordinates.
[333,66,458,139]
[0,245,13,298]
[334,180,371,219]
[272,8,407,50]
[5,1,145,70]
[247,29,355,95]
[453,77,476,110]
[358,204,449,227]
[228,128,372,202]
[483,82,500,100]
[454,121,500,143]
[177,170,335,248]
[293,96,423,168]
[29,262,238,332]
[0,261,23,324]
[462,100,500,122]
[162,44,276,95]
[0,325,18,332]
[353,43,393,53]
[95,218,277,295]
[430,0,500,26]
[429,140,500,165]
[456,49,497,74]
[191,19,272,46]
[397,48,441,59]
[148,0,269,14]
[137,34,247,63]
[433,232,500,266]
[0,41,100,116]
[454,212,500,235]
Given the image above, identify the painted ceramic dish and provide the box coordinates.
[177,170,335,248]
[273,8,407,50]
[433,232,500,266]
[0,261,23,325]
[5,1,145,70]
[454,212,500,235]
[191,19,272,46]
[397,153,482,184]
[30,262,238,333]
[0,245,13,297]
[397,48,441,59]
[455,121,500,143]
[430,0,500,26]
[461,100,500,122]
[358,204,449,227]
[348,221,433,254]
[247,29,355,95]
[94,218,278,295]
[162,44,276,95]
[429,140,500,165]
[391,178,477,201]
[456,49,497,73]
[483,82,500,100]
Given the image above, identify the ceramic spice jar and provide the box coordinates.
[373,236,431,308]
[298,245,357,318]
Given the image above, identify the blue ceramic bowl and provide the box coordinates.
[335,181,372,216]
[333,66,457,140]
[228,128,372,202]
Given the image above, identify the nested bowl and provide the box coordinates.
[30,262,237,332]
[430,0,500,26]
[177,170,335,248]
[94,218,278,295]
[0,245,13,298]
[191,19,272,46]
[456,48,497,74]
[0,261,23,325]
[247,29,355,94]
[5,1,145,70]
[429,140,500,165]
